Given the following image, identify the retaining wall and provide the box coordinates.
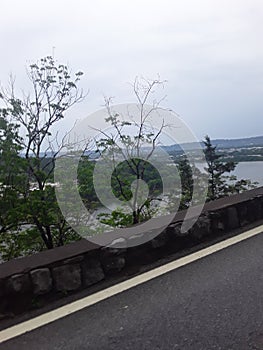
[1,187,263,315]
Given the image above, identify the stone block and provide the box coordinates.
[151,231,168,248]
[30,268,52,295]
[82,259,105,287]
[247,198,262,222]
[190,214,211,240]
[227,207,240,230]
[236,204,249,227]
[53,264,81,292]
[102,257,126,273]
[6,274,31,294]
[210,211,225,233]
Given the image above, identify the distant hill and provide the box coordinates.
[163,136,263,153]
[210,136,263,149]
[21,136,263,158]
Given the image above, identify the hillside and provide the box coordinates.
[211,136,263,149]
[163,135,263,152]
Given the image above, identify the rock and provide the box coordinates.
[53,264,81,292]
[6,274,31,294]
[30,268,52,295]
[82,259,105,287]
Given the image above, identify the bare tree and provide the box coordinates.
[93,77,172,227]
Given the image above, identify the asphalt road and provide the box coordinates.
[1,233,263,350]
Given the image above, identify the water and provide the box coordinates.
[234,162,263,186]
[196,161,263,186]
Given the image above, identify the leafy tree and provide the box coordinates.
[0,109,24,235]
[0,110,41,260]
[0,56,85,257]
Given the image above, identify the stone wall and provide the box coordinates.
[1,187,263,315]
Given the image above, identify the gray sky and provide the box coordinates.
[1,0,263,140]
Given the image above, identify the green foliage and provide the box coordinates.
[110,159,163,202]
[204,135,235,200]
[77,157,100,210]
[0,228,45,261]
[0,56,84,261]
[0,111,26,235]
[98,209,133,228]
[177,156,194,209]
[203,135,255,200]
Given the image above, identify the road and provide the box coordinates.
[1,232,263,349]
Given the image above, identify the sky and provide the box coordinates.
[0,0,263,140]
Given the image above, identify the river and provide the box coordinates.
[196,161,263,186]
[234,161,263,186]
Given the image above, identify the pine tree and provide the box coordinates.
[203,135,254,201]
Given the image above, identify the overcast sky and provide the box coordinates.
[1,0,263,140]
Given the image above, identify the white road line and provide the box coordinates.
[1,224,263,344]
